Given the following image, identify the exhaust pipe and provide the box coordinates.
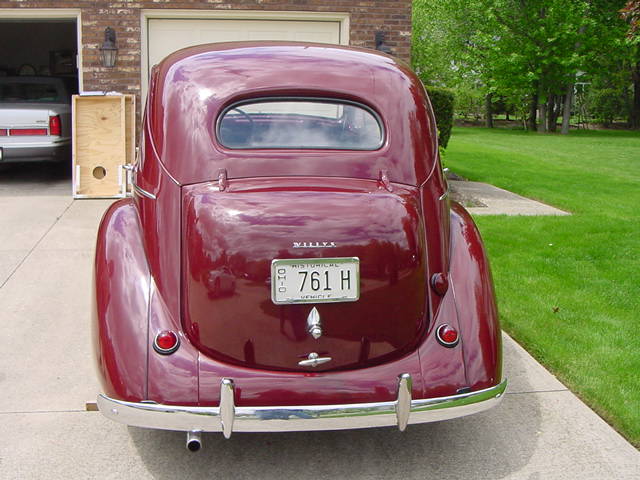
[186,431,202,452]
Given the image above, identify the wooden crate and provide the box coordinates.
[72,94,135,198]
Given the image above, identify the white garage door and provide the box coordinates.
[147,18,342,73]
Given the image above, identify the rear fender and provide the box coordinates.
[93,200,151,401]
[449,203,502,390]
[93,198,200,405]
[146,280,199,405]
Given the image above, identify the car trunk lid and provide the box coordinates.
[182,177,428,372]
[0,104,54,129]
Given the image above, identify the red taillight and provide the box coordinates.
[49,115,61,136]
[0,129,7,136]
[436,324,459,347]
[9,128,47,136]
[154,330,180,355]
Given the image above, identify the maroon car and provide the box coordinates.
[94,42,506,451]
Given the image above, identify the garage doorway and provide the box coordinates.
[0,11,80,195]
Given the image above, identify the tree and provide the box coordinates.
[412,0,485,89]
[413,0,591,132]
[622,1,640,128]
[482,0,594,133]
[622,1,640,36]
[412,0,640,132]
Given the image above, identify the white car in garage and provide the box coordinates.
[0,76,74,164]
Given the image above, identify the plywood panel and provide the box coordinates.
[124,94,135,165]
[124,94,136,194]
[72,95,127,198]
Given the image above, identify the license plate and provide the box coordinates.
[271,257,360,305]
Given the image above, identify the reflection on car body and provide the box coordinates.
[205,266,236,298]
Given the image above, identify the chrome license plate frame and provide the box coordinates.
[271,257,360,305]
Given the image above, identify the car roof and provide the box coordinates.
[146,42,438,187]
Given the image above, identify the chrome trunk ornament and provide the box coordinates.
[307,307,322,339]
[298,352,332,368]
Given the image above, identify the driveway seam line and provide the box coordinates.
[506,388,569,395]
[0,409,87,415]
[0,199,74,291]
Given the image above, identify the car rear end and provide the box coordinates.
[0,77,72,163]
[93,43,505,447]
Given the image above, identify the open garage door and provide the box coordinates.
[0,20,78,79]
[0,17,79,194]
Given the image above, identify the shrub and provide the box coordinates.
[587,87,629,126]
[424,85,455,149]
[454,87,484,120]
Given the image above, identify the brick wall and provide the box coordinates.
[1,0,412,114]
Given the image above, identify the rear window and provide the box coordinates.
[0,81,63,103]
[217,99,384,150]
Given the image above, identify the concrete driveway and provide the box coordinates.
[0,164,638,479]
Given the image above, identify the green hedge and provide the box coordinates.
[424,85,455,149]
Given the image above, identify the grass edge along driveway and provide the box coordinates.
[445,127,640,447]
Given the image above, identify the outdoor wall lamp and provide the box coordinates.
[100,27,118,68]
[375,31,393,55]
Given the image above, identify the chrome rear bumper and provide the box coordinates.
[97,376,507,438]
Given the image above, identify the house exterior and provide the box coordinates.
[0,1,412,109]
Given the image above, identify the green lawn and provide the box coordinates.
[444,127,640,447]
